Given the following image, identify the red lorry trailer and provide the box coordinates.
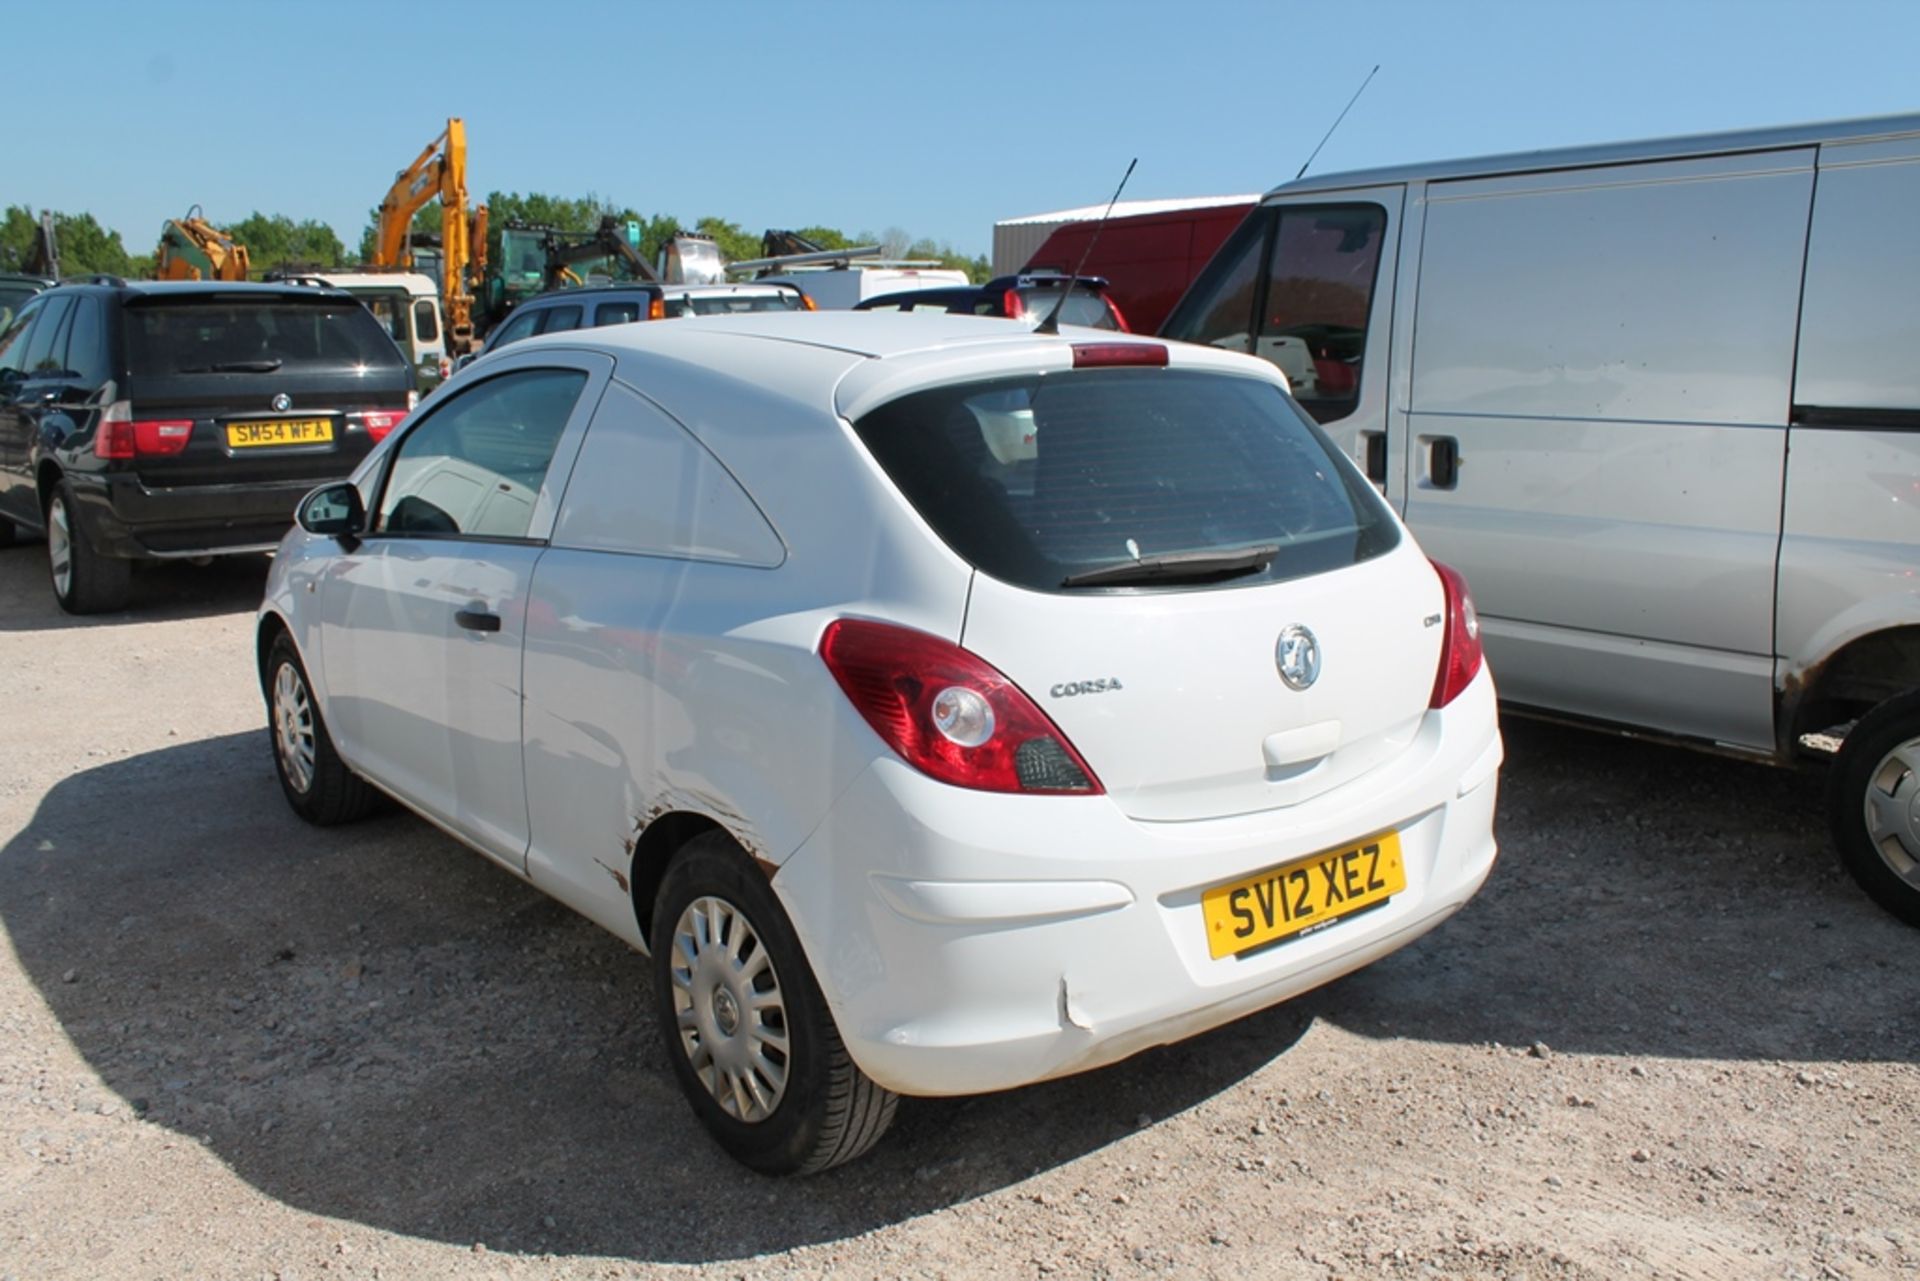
[996,195,1257,335]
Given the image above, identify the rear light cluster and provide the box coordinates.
[820,619,1103,795]
[648,297,666,320]
[351,409,408,443]
[1429,560,1484,708]
[94,401,191,459]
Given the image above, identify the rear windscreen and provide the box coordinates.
[664,292,805,317]
[852,368,1397,592]
[125,299,407,377]
[1013,287,1117,329]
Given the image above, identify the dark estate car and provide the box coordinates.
[0,279,415,613]
[854,271,1130,330]
[480,281,810,355]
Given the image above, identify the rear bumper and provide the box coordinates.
[772,670,1503,1097]
[67,473,327,559]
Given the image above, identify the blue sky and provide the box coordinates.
[17,0,1920,258]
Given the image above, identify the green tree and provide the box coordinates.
[227,212,346,271]
[0,206,37,270]
[693,216,760,265]
[0,207,136,277]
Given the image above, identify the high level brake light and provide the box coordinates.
[94,401,192,459]
[819,619,1103,795]
[1070,342,1166,368]
[1429,560,1484,708]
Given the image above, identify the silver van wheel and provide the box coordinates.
[668,895,791,1123]
[272,662,317,795]
[1862,736,1920,892]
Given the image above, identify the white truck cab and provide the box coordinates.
[302,271,449,391]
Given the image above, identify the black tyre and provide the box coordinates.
[46,481,130,614]
[651,832,898,1175]
[1827,689,1920,928]
[266,634,379,826]
[0,514,16,549]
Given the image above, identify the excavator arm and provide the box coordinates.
[376,118,486,352]
[155,207,250,282]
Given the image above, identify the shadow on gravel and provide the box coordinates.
[0,733,1309,1263]
[1302,718,1920,1066]
[0,544,269,631]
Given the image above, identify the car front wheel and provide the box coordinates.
[267,634,378,826]
[46,482,130,614]
[1828,689,1920,928]
[651,832,898,1174]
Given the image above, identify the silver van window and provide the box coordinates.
[1255,205,1385,423]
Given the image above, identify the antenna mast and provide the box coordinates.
[1295,64,1379,181]
[1035,157,1137,336]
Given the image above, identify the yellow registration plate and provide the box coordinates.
[1201,831,1406,959]
[226,419,333,448]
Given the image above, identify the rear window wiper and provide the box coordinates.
[1061,542,1280,588]
[175,359,284,373]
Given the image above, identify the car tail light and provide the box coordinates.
[95,401,191,458]
[648,297,666,320]
[799,293,817,311]
[819,619,1103,795]
[1071,342,1167,368]
[1002,289,1026,320]
[1429,560,1484,708]
[1106,297,1132,333]
[354,410,407,443]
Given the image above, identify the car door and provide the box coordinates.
[0,297,48,524]
[315,349,612,870]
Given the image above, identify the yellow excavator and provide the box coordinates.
[154,206,251,281]
[373,117,487,354]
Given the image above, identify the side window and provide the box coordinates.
[21,295,74,376]
[551,381,783,566]
[595,301,641,326]
[58,297,108,388]
[0,301,43,379]
[538,304,582,335]
[487,307,542,351]
[376,368,589,541]
[1159,207,1273,355]
[366,296,407,345]
[1255,204,1386,422]
[1795,151,1920,412]
[412,299,439,345]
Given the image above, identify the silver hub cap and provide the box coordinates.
[272,662,316,794]
[47,498,71,600]
[1864,736,1920,891]
[669,895,789,1123]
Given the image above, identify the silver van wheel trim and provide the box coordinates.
[272,663,317,794]
[669,895,790,1123]
[48,499,72,599]
[1864,737,1920,889]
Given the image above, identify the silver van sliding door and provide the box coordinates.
[1402,149,1815,751]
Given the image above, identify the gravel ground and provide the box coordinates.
[0,546,1914,1281]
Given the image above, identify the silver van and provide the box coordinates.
[1162,112,1920,926]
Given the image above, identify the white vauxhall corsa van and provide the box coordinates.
[1162,112,1920,928]
[256,312,1502,1173]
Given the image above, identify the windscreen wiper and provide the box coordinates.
[1061,542,1280,588]
[178,359,284,373]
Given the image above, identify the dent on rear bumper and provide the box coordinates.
[773,673,1502,1097]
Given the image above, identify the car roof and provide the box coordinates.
[506,310,1278,423]
[519,281,801,305]
[63,279,358,302]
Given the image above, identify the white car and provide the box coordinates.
[257,312,1503,1174]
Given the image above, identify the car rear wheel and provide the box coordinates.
[267,635,378,826]
[0,515,16,548]
[1828,689,1920,928]
[46,482,130,614]
[651,832,897,1175]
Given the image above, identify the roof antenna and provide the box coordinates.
[1035,156,1137,336]
[1295,64,1379,181]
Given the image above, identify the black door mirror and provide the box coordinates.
[297,482,366,538]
